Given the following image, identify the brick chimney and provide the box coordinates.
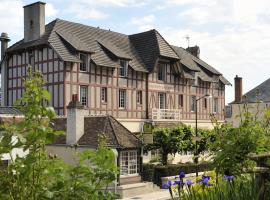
[66,94,89,145]
[0,32,10,60]
[234,75,243,103]
[24,2,46,42]
[186,45,200,58]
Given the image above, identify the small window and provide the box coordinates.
[191,96,196,112]
[158,93,166,109]
[137,90,142,105]
[214,98,218,113]
[101,87,107,103]
[80,86,88,106]
[120,151,138,176]
[179,94,183,107]
[119,60,128,77]
[119,89,126,109]
[204,98,207,109]
[158,63,166,81]
[80,53,87,71]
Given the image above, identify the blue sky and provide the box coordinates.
[1,0,270,103]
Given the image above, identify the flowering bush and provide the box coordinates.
[162,171,268,200]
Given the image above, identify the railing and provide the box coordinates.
[151,109,180,121]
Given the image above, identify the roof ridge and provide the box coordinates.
[107,116,121,147]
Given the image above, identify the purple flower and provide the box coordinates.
[198,176,212,186]
[222,175,234,181]
[185,179,194,187]
[179,171,185,179]
[174,180,184,186]
[162,180,174,189]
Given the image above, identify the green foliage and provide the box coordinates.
[211,103,270,176]
[0,68,117,200]
[145,125,214,165]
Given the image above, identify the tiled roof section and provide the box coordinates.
[154,31,179,60]
[171,46,200,71]
[220,76,231,86]
[51,19,147,72]
[241,78,270,103]
[56,31,92,53]
[91,50,120,68]
[0,107,22,115]
[129,30,179,72]
[52,115,142,148]
[97,40,131,60]
[129,30,160,72]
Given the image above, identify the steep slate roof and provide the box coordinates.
[52,115,142,149]
[6,18,229,83]
[240,78,270,103]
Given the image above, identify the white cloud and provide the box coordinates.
[75,0,148,7]
[131,14,155,31]
[46,3,58,17]
[68,3,108,19]
[0,0,23,38]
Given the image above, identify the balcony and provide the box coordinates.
[151,109,180,121]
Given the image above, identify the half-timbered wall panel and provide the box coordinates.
[7,46,65,115]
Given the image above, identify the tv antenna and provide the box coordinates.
[184,35,190,47]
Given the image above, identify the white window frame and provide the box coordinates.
[158,93,166,109]
[157,63,166,81]
[137,90,142,105]
[119,89,126,109]
[119,60,128,77]
[79,53,87,72]
[214,98,218,113]
[191,95,196,112]
[120,151,138,177]
[101,87,107,103]
[80,86,88,106]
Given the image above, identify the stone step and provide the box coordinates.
[117,182,162,199]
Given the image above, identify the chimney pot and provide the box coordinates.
[234,75,243,103]
[0,32,10,60]
[24,1,46,42]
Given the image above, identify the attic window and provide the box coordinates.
[119,60,128,77]
[80,53,87,71]
[158,63,166,81]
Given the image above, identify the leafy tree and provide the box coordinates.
[0,68,118,199]
[211,103,270,176]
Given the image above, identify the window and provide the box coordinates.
[101,87,107,103]
[120,151,138,176]
[191,96,196,112]
[179,94,183,107]
[158,93,166,109]
[214,98,218,113]
[119,89,126,109]
[204,98,207,109]
[80,53,87,71]
[119,60,128,77]
[80,86,88,106]
[137,90,142,105]
[158,63,166,81]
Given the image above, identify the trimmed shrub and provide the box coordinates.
[142,163,155,182]
[153,162,213,186]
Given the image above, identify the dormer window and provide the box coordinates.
[119,60,128,77]
[80,53,87,72]
[158,63,166,81]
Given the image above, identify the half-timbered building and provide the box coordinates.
[0,2,230,133]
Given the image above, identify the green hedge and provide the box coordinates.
[142,162,214,186]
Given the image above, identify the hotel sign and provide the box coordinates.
[149,83,174,92]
